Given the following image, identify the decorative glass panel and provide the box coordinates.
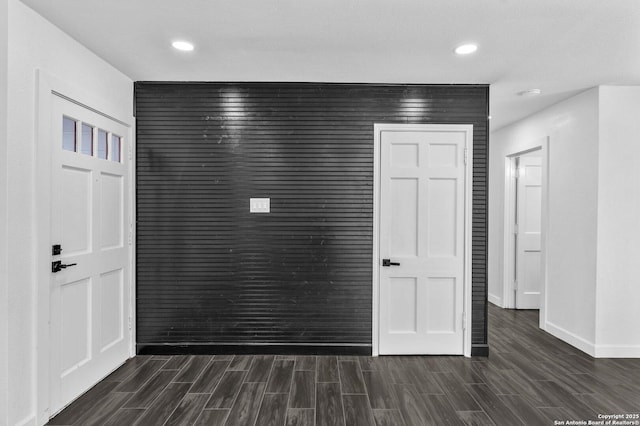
[63,117,76,152]
[97,129,108,159]
[111,135,121,163]
[81,124,93,156]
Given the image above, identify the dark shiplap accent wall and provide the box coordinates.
[135,83,489,354]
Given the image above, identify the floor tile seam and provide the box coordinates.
[193,407,230,425]
[467,386,527,426]
[189,358,230,393]
[284,360,296,414]
[218,380,251,426]
[89,401,131,426]
[159,386,196,426]
[122,368,180,410]
[294,355,317,372]
[69,391,133,426]
[107,357,153,384]
[203,363,244,411]
[268,359,295,394]
[339,374,348,426]
[170,356,205,384]
[116,358,169,392]
[251,359,277,426]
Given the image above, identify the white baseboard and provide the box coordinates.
[15,414,37,426]
[594,344,640,358]
[545,321,640,358]
[488,293,502,307]
[545,321,596,357]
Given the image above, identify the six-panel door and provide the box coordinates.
[379,127,468,355]
[516,155,542,309]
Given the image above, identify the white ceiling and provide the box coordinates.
[19,0,640,130]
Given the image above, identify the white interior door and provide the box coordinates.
[378,126,469,355]
[50,95,131,414]
[515,154,542,309]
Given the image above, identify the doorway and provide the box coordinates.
[36,72,135,423]
[514,151,542,308]
[373,123,473,356]
[503,140,549,323]
[49,94,132,415]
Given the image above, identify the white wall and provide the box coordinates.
[6,1,133,424]
[595,86,640,356]
[1,0,9,423]
[490,86,640,358]
[490,88,600,351]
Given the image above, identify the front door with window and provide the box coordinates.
[49,95,131,414]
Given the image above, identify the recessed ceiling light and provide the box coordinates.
[518,89,542,96]
[172,41,194,51]
[454,44,478,55]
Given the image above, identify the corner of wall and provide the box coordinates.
[593,86,640,356]
[490,88,601,356]
[545,321,596,357]
[487,293,502,307]
[1,0,9,423]
[6,1,135,423]
[593,86,602,350]
[14,415,37,426]
[594,345,640,358]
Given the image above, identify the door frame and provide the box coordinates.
[502,137,549,329]
[372,123,473,357]
[35,70,135,424]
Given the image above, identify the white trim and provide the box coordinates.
[35,70,54,426]
[372,126,381,357]
[35,70,135,425]
[128,120,137,357]
[539,137,550,330]
[545,321,596,357]
[372,123,473,357]
[51,91,130,127]
[502,157,516,309]
[594,345,640,358]
[501,138,549,324]
[546,323,640,358]
[488,293,502,307]
[15,414,37,426]
[463,127,473,357]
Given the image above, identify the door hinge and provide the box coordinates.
[128,316,132,330]
[513,280,518,291]
[128,145,132,161]
[514,224,518,234]
[464,147,468,165]
[128,227,133,246]
[462,311,466,330]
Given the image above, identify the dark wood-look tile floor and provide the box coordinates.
[48,305,640,425]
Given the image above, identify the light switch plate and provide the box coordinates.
[250,198,270,213]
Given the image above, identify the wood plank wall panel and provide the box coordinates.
[134,83,489,354]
